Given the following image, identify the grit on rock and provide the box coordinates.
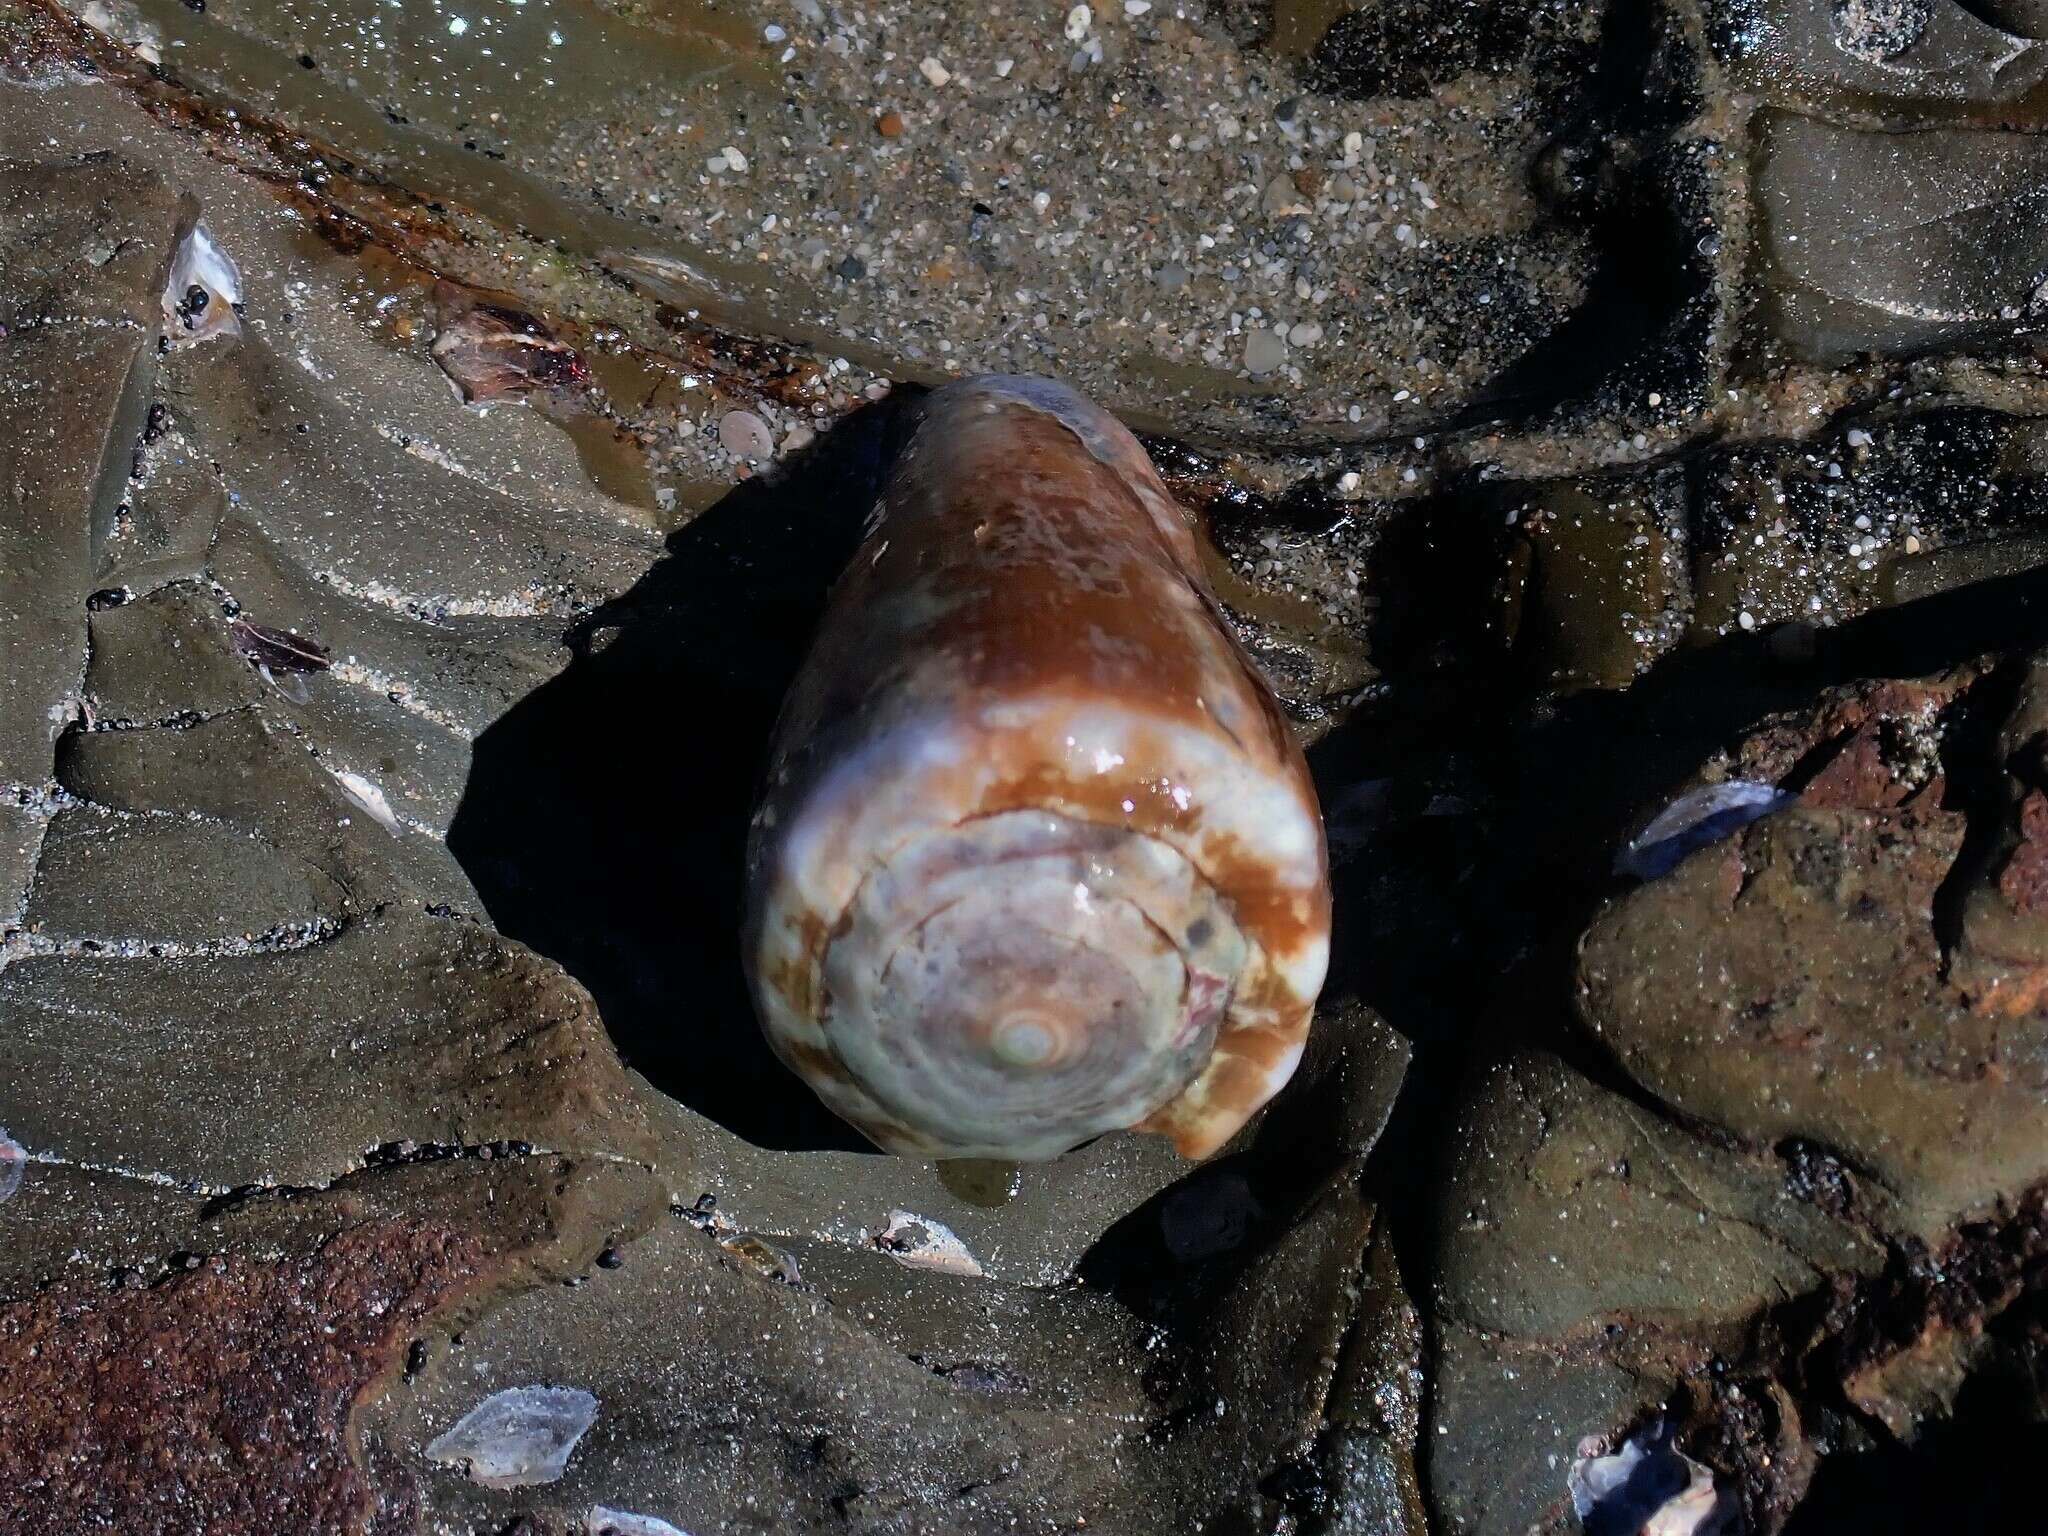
[2,0,2047,1532]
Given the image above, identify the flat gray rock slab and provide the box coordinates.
[55,708,480,913]
[1432,1051,1882,1341]
[371,1169,1388,1536]
[0,323,153,784]
[0,796,43,924]
[0,154,187,783]
[0,912,659,1189]
[82,586,267,725]
[0,156,187,331]
[23,805,347,946]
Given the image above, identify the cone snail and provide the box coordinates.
[743,375,1331,1161]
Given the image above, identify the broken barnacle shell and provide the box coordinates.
[869,1210,984,1278]
[430,287,593,410]
[1568,1419,1739,1536]
[161,224,242,344]
[744,374,1332,1162]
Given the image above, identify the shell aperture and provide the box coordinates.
[744,375,1331,1161]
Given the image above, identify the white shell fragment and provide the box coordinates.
[587,1508,693,1536]
[161,224,242,344]
[1616,781,1795,880]
[869,1210,984,1278]
[0,1128,25,1206]
[328,768,403,835]
[425,1385,599,1489]
[1568,1420,1739,1536]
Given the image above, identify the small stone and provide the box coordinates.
[781,424,817,454]
[1262,173,1309,218]
[715,145,747,173]
[835,253,867,280]
[718,410,775,462]
[1154,261,1189,291]
[1245,328,1288,375]
[762,23,786,41]
[1065,3,1093,41]
[995,57,1014,76]
[918,56,951,87]
[1288,321,1323,347]
[875,109,904,137]
[1125,0,1152,11]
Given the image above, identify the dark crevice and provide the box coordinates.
[1930,657,2032,960]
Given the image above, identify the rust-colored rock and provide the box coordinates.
[0,1222,483,1536]
[1997,789,2048,916]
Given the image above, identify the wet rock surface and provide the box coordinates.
[2,0,2047,1531]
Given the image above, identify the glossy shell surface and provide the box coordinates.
[744,375,1330,1160]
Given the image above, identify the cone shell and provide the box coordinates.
[744,375,1331,1160]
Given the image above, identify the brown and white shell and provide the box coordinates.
[743,375,1331,1161]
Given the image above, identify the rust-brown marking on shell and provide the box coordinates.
[746,378,1331,1158]
[760,907,831,1020]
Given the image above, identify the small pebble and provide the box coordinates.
[1262,173,1308,218]
[918,56,951,87]
[836,253,867,280]
[718,410,775,462]
[1244,327,1288,375]
[1125,0,1151,11]
[1154,261,1189,291]
[762,23,786,42]
[596,1247,624,1270]
[875,109,904,137]
[1064,3,1092,41]
[717,145,748,174]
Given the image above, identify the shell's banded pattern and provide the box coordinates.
[744,375,1330,1160]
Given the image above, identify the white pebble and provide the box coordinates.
[995,57,1015,76]
[718,145,748,173]
[1065,3,1093,40]
[1738,610,1756,631]
[763,23,786,41]
[918,55,951,86]
[1125,0,1151,11]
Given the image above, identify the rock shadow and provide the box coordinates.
[449,396,914,1152]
